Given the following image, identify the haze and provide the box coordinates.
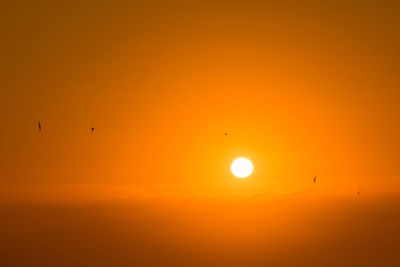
[1,0,400,266]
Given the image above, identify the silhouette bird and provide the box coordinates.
[225,132,228,136]
[313,176,317,184]
[38,121,42,132]
[91,127,95,133]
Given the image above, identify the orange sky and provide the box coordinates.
[1,0,400,193]
[2,1,400,266]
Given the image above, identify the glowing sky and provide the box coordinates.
[1,1,400,266]
[1,0,400,192]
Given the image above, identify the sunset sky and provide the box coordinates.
[1,0,400,266]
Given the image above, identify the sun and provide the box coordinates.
[231,157,253,178]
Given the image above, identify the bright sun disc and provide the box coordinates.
[231,157,253,178]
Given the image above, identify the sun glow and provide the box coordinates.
[231,158,253,178]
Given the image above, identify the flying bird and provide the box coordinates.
[91,127,95,133]
[38,121,41,132]
[313,176,317,184]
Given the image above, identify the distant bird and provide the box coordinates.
[357,191,360,195]
[90,127,95,133]
[313,176,317,184]
[38,121,42,132]
[225,132,228,136]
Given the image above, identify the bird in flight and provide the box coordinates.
[38,121,42,132]
[224,132,228,136]
[91,127,95,133]
[313,176,317,184]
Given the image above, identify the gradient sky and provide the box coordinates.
[1,0,400,192]
[2,1,400,266]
